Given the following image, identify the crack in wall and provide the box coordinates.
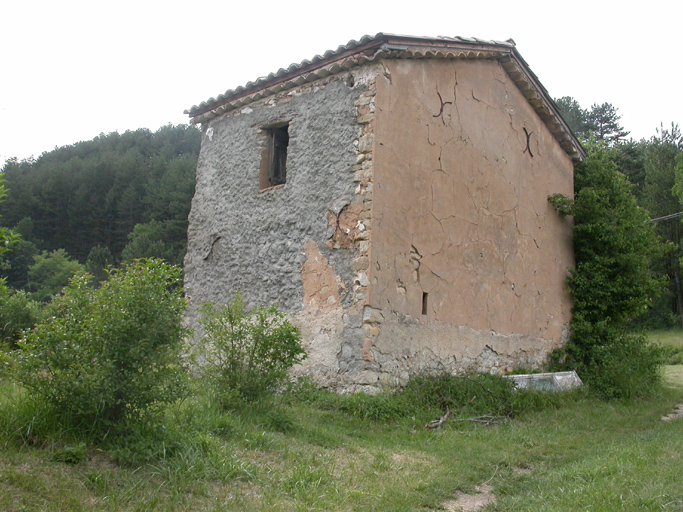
[354,57,574,391]
[523,127,534,157]
[432,90,453,125]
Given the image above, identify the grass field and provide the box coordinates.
[647,329,683,348]
[648,329,683,366]
[1,372,682,512]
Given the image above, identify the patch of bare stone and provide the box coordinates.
[441,483,496,512]
[661,403,683,422]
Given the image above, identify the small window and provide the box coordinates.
[422,292,428,315]
[259,123,289,190]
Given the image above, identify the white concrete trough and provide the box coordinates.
[503,370,582,392]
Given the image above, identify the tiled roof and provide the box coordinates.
[186,33,584,163]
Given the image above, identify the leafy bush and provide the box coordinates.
[289,373,557,423]
[199,295,306,402]
[14,259,188,439]
[27,249,84,301]
[584,334,663,400]
[0,282,42,348]
[660,344,683,365]
[337,392,409,421]
[51,443,87,464]
[549,143,668,398]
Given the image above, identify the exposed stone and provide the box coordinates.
[355,370,380,385]
[185,43,575,393]
[352,255,369,271]
[363,306,384,324]
[363,324,380,337]
[357,134,375,153]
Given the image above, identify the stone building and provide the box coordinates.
[184,34,584,393]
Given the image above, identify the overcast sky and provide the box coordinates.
[1,0,680,165]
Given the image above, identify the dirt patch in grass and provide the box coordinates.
[513,463,533,475]
[442,483,496,512]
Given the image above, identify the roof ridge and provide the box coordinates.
[185,33,584,163]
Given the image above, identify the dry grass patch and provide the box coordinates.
[665,365,683,388]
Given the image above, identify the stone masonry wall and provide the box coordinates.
[184,65,385,391]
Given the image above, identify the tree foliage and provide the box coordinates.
[0,124,200,269]
[640,124,683,326]
[27,249,84,301]
[15,260,188,437]
[121,220,184,266]
[586,102,630,146]
[555,97,629,146]
[549,143,667,397]
[84,244,114,286]
[0,282,42,348]
[555,96,592,138]
[0,174,20,255]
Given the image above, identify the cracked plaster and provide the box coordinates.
[366,58,574,383]
[185,56,575,392]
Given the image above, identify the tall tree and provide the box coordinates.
[555,97,630,146]
[643,124,683,326]
[555,96,591,138]
[587,102,630,146]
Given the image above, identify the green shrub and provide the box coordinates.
[337,392,408,422]
[660,344,683,365]
[51,443,87,464]
[584,333,663,399]
[287,373,552,423]
[199,295,306,402]
[27,249,84,301]
[14,259,188,439]
[263,409,296,433]
[0,282,42,348]
[549,144,668,398]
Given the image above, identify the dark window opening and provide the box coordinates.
[422,292,428,316]
[260,123,289,190]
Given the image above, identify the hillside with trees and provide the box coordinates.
[0,124,200,294]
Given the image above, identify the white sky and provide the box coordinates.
[1,0,680,165]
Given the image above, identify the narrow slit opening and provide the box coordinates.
[422,292,428,315]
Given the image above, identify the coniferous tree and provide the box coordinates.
[0,124,200,276]
[587,102,630,146]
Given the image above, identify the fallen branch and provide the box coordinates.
[452,415,507,426]
[424,408,451,430]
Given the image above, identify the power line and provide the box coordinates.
[651,211,683,223]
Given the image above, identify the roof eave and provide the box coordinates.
[186,34,584,163]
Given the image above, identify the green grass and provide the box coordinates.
[646,329,683,348]
[665,366,683,388]
[1,376,682,511]
[647,329,683,365]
